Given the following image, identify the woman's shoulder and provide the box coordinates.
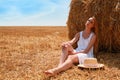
[76,31,83,35]
[75,31,82,38]
[91,32,96,38]
[80,31,83,33]
[79,31,83,34]
[91,31,95,35]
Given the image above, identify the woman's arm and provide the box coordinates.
[78,34,96,54]
[68,32,80,45]
[61,32,80,46]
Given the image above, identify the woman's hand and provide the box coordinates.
[61,42,71,47]
[61,32,80,47]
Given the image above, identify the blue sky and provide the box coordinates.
[0,0,71,26]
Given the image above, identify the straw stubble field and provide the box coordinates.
[0,27,120,80]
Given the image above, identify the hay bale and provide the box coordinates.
[67,0,120,54]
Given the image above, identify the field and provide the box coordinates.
[0,27,120,80]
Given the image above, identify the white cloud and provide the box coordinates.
[0,0,71,26]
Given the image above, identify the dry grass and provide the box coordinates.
[0,26,120,80]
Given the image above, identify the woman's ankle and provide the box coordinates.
[58,63,62,67]
[53,68,59,74]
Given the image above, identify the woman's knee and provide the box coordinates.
[61,44,69,50]
[61,44,74,54]
[67,44,74,52]
[62,46,68,53]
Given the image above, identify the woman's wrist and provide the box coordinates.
[78,50,85,53]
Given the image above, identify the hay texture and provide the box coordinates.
[67,0,120,53]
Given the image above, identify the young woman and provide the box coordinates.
[44,16,98,76]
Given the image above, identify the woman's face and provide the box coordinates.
[85,17,95,29]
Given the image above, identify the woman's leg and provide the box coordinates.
[44,54,79,76]
[58,44,74,66]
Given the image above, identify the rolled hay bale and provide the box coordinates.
[67,0,120,55]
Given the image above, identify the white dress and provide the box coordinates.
[75,31,94,64]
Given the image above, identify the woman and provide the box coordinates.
[44,16,98,76]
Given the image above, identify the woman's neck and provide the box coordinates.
[84,28,91,34]
[82,28,91,39]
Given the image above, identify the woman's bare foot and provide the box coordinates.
[58,63,62,67]
[44,68,58,76]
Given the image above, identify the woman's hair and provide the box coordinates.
[91,16,98,35]
[91,16,98,56]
